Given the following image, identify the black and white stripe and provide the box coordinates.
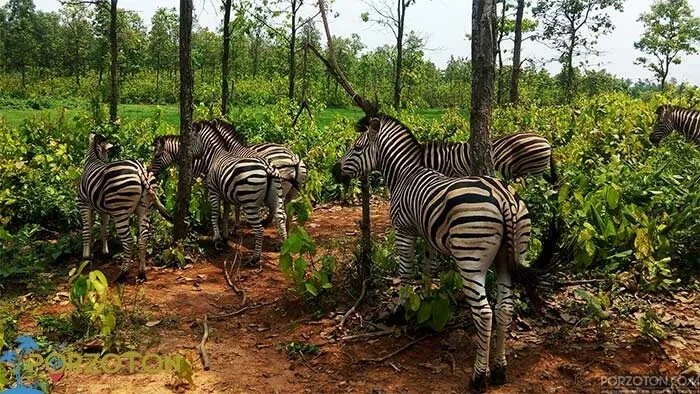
[150,123,287,263]
[333,114,553,391]
[650,105,700,145]
[212,119,308,202]
[78,133,170,282]
[423,133,556,182]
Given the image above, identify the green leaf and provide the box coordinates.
[430,297,451,331]
[408,293,421,312]
[305,282,318,296]
[416,302,432,324]
[279,253,292,274]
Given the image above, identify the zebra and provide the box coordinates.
[211,119,308,226]
[78,133,172,282]
[150,122,287,264]
[422,133,556,183]
[650,105,700,145]
[332,114,556,392]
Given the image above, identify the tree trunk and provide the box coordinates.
[393,0,405,111]
[288,0,297,101]
[109,0,119,127]
[221,0,232,116]
[469,0,496,176]
[509,0,524,105]
[495,0,505,105]
[174,0,195,241]
[564,30,575,104]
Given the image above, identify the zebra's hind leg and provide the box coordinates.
[423,245,440,278]
[135,200,152,283]
[78,201,93,262]
[452,247,496,394]
[114,213,134,283]
[100,213,110,256]
[242,205,263,266]
[491,246,513,386]
[266,181,287,249]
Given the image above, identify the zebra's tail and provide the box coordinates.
[139,168,173,223]
[548,153,559,185]
[506,201,560,313]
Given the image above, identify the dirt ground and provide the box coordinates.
[13,200,700,393]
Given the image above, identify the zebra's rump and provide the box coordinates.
[79,160,148,214]
[493,133,551,178]
[208,155,277,205]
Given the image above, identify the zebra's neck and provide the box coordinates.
[376,120,424,191]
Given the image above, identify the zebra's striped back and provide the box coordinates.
[650,105,700,144]
[493,133,552,180]
[421,133,553,181]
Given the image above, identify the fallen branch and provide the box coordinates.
[558,279,606,287]
[339,278,369,329]
[199,315,211,370]
[209,297,281,320]
[360,334,432,363]
[342,329,394,342]
[223,237,247,306]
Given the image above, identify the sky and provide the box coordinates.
[15,0,700,85]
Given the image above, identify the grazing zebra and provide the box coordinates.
[423,133,556,182]
[150,123,287,264]
[333,114,555,392]
[212,119,308,202]
[211,119,307,227]
[78,133,172,282]
[650,105,700,145]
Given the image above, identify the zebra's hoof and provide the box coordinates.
[246,256,261,267]
[115,271,129,283]
[137,272,147,283]
[469,373,488,394]
[490,366,506,386]
[214,240,224,251]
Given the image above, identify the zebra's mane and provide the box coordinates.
[212,119,248,145]
[355,113,420,147]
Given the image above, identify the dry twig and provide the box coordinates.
[209,297,282,320]
[200,315,211,370]
[339,278,369,329]
[360,334,432,363]
[342,329,395,342]
[223,236,247,306]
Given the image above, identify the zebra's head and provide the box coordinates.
[149,129,204,177]
[332,117,381,184]
[650,105,674,145]
[88,132,113,162]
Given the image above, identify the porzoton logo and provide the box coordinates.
[1,335,190,392]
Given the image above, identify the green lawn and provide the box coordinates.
[0,102,450,130]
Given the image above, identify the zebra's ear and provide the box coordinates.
[367,117,381,139]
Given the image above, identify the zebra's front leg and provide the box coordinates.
[491,248,514,386]
[395,230,417,283]
[78,201,93,261]
[209,191,224,250]
[100,213,110,256]
[243,205,263,266]
[135,202,152,283]
[114,214,135,283]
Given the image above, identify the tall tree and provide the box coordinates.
[221,0,232,115]
[469,0,496,176]
[362,0,416,110]
[4,0,37,89]
[173,0,195,241]
[635,0,700,90]
[60,3,92,87]
[61,0,119,126]
[509,0,525,104]
[148,7,178,100]
[533,0,623,103]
